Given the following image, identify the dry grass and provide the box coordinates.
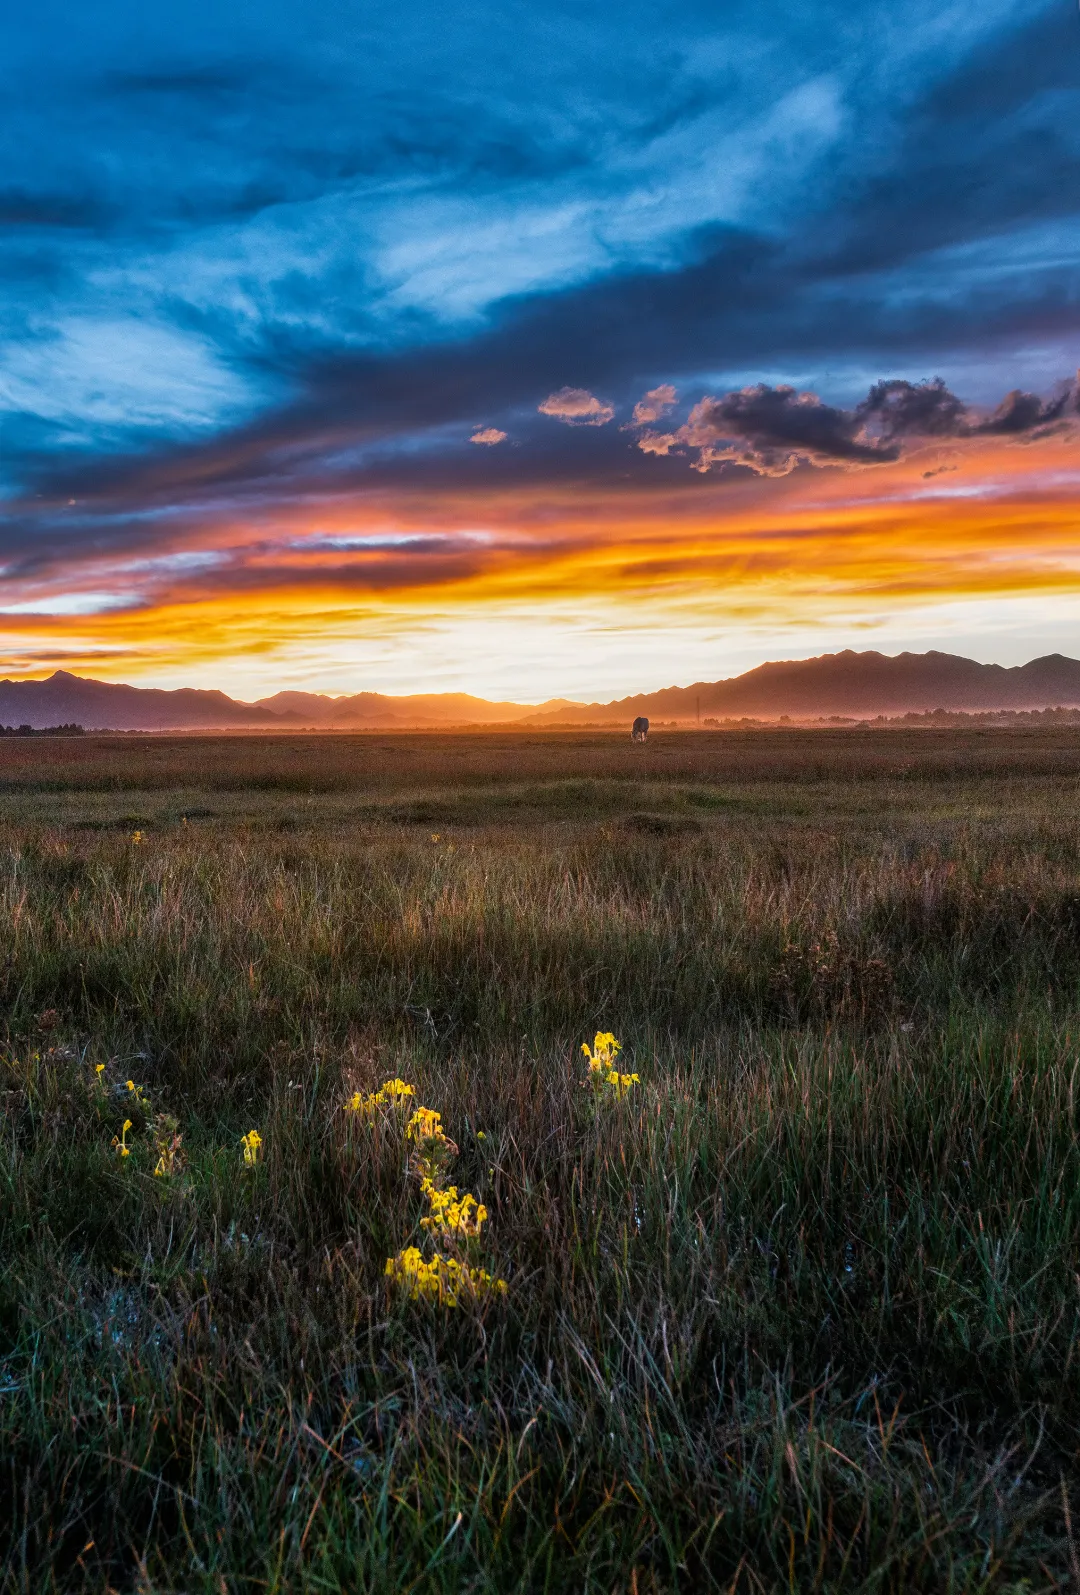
[2,729,1080,1591]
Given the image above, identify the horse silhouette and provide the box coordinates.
[631,716,649,743]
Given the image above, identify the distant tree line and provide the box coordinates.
[697,706,1080,730]
[0,723,85,737]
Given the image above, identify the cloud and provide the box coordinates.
[538,387,615,426]
[857,378,968,441]
[631,385,677,425]
[974,382,1077,435]
[632,374,1079,475]
[470,427,507,445]
[636,383,896,475]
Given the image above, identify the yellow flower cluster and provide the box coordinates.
[345,1078,415,1119]
[419,1179,487,1238]
[606,1071,641,1099]
[580,1032,640,1099]
[97,1066,186,1176]
[384,1247,506,1306]
[355,1076,506,1306]
[405,1105,445,1144]
[581,1031,621,1073]
[241,1128,263,1167]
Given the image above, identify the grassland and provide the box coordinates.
[3,727,1080,1592]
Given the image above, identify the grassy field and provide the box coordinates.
[3,727,1080,1592]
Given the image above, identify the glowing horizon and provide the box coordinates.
[0,424,1077,701]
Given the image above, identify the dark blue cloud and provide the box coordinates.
[0,0,1077,529]
[811,5,1080,279]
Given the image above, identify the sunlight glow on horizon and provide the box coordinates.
[2,431,1079,699]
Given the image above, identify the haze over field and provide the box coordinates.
[8,649,1080,728]
[1,0,1079,697]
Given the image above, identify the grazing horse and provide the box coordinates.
[631,716,649,743]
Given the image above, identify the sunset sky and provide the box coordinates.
[1,0,1078,700]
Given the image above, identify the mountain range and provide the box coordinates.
[3,651,1080,730]
[518,650,1080,724]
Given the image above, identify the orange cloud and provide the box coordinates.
[538,387,615,426]
[631,385,677,425]
[1,428,1078,692]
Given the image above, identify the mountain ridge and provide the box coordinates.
[3,652,1080,730]
[252,688,579,726]
[518,650,1080,723]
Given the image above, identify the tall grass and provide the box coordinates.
[2,730,1079,1591]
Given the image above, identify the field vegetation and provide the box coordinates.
[3,728,1080,1592]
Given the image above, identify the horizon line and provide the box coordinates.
[3,644,1080,709]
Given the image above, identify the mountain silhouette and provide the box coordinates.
[519,651,1080,723]
[3,652,1080,730]
[0,671,576,729]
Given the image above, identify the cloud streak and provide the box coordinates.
[2,425,1079,697]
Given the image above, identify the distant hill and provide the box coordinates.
[253,689,579,727]
[0,670,578,730]
[3,653,1080,730]
[518,651,1080,724]
[0,672,282,731]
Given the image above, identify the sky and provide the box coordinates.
[0,0,1078,701]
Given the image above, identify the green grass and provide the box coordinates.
[3,728,1080,1591]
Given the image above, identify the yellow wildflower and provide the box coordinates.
[420,1180,488,1238]
[406,1105,458,1182]
[112,1118,133,1159]
[345,1077,416,1119]
[241,1128,263,1167]
[385,1247,506,1306]
[131,830,144,845]
[384,1246,436,1299]
[579,1032,641,1099]
[581,1031,621,1075]
[406,1106,445,1143]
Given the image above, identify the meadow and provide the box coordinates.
[3,727,1080,1593]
